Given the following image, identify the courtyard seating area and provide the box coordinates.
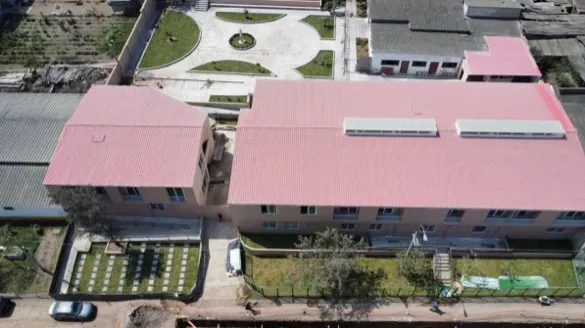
[69,241,200,295]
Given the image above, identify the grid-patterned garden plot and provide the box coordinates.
[69,242,200,294]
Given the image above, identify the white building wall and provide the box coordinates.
[371,52,462,77]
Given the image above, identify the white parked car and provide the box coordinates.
[48,301,95,321]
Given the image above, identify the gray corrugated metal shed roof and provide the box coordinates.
[370,18,522,57]
[369,0,470,32]
[464,0,522,9]
[0,165,56,208]
[561,91,585,149]
[0,92,83,163]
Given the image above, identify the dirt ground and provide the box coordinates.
[31,226,66,290]
[28,0,115,16]
[207,127,235,205]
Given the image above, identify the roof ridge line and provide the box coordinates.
[64,123,204,128]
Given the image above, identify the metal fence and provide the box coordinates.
[244,276,583,299]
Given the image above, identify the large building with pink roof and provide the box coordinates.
[228,80,585,239]
[43,85,215,218]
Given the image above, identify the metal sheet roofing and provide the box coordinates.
[0,92,83,163]
[0,165,57,208]
[229,80,585,211]
[43,86,209,187]
[463,36,542,77]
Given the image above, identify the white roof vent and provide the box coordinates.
[456,119,565,139]
[344,118,438,137]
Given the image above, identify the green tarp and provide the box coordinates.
[461,275,549,290]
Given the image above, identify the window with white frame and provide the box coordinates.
[284,222,299,230]
[513,211,539,219]
[546,227,565,233]
[441,62,458,68]
[446,209,465,218]
[150,203,165,210]
[377,208,399,217]
[300,206,316,215]
[334,207,359,216]
[167,188,185,203]
[118,187,141,201]
[412,61,427,67]
[381,60,400,66]
[487,210,511,219]
[369,224,383,231]
[558,211,585,220]
[420,225,435,233]
[340,223,355,231]
[472,226,486,233]
[261,205,277,215]
[262,222,277,229]
[202,170,209,194]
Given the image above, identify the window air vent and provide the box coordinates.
[344,118,437,137]
[456,119,565,139]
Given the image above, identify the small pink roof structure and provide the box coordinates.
[43,86,208,187]
[463,36,542,78]
[229,80,585,211]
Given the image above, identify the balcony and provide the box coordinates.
[444,217,461,223]
[333,214,359,221]
[484,217,507,225]
[552,219,585,227]
[376,215,401,222]
[508,218,535,225]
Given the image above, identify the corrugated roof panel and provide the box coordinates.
[456,119,565,138]
[344,118,437,136]
[0,165,57,208]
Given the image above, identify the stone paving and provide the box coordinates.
[69,241,200,294]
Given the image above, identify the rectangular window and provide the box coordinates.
[261,205,277,215]
[3,207,14,211]
[284,222,299,230]
[559,211,585,220]
[381,60,400,66]
[202,170,209,194]
[198,152,205,170]
[377,208,398,216]
[513,211,539,219]
[95,187,108,196]
[420,225,435,233]
[546,227,565,233]
[487,210,511,218]
[300,206,317,215]
[149,203,165,210]
[201,140,209,155]
[472,226,486,233]
[441,62,458,68]
[412,61,427,67]
[340,223,355,231]
[369,224,383,231]
[166,188,185,203]
[262,222,277,230]
[118,187,142,202]
[334,207,359,216]
[446,209,465,218]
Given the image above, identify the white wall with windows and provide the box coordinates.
[371,52,462,77]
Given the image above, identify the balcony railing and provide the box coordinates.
[484,217,507,224]
[122,195,143,202]
[508,218,535,225]
[333,214,359,221]
[552,219,585,227]
[444,217,461,223]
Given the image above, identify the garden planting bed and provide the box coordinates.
[0,14,136,68]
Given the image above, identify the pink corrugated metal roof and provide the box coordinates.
[463,36,542,77]
[228,80,585,210]
[43,86,207,187]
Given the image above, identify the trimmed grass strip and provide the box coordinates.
[153,245,170,292]
[139,10,200,68]
[169,245,183,292]
[296,50,333,77]
[107,255,125,294]
[184,246,200,291]
[92,250,110,293]
[137,246,155,294]
[216,12,283,23]
[209,95,248,103]
[301,15,334,39]
[123,244,139,294]
[193,60,271,75]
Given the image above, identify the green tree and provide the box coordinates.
[396,249,437,290]
[49,187,116,239]
[287,227,385,297]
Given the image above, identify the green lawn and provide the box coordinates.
[209,95,248,103]
[139,10,200,68]
[184,247,200,290]
[137,246,155,294]
[102,20,136,57]
[301,15,334,39]
[169,246,183,291]
[296,50,334,77]
[75,244,107,293]
[193,60,271,75]
[246,255,410,289]
[216,12,284,23]
[454,258,577,287]
[107,255,126,294]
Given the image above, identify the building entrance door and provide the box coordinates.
[428,62,439,75]
[399,61,409,73]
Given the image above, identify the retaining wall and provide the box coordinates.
[210,0,321,9]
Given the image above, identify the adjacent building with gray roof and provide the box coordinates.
[0,92,82,217]
[367,0,524,77]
